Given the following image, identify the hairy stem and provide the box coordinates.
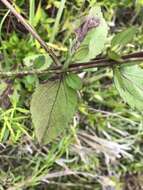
[0,0,60,65]
[0,54,143,78]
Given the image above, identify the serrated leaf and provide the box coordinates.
[65,73,82,90]
[111,27,137,49]
[73,6,108,62]
[113,64,143,111]
[30,79,78,144]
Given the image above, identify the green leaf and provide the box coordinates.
[135,0,143,12]
[74,45,89,62]
[30,79,78,144]
[33,1,42,27]
[107,50,123,62]
[23,54,52,70]
[73,6,108,62]
[111,27,137,50]
[113,64,143,111]
[65,73,82,90]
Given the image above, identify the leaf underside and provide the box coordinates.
[30,79,78,144]
[73,6,108,62]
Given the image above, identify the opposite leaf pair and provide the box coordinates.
[30,5,143,145]
[30,5,108,144]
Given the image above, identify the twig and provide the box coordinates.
[41,180,92,189]
[1,0,143,76]
[7,170,97,190]
[0,0,60,66]
[0,56,143,78]
[41,170,98,180]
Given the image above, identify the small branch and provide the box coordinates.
[0,55,143,78]
[0,0,60,66]
[1,0,143,76]
[122,51,143,59]
[0,69,59,78]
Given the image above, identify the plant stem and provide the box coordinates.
[0,9,10,39]
[50,0,66,43]
[0,9,10,68]
[0,54,143,78]
[0,0,60,66]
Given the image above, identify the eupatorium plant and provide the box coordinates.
[0,0,142,145]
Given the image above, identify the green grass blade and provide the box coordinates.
[50,0,66,43]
